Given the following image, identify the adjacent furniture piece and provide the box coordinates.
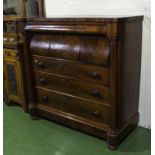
[3,0,45,110]
[24,17,143,149]
[3,16,27,111]
[3,0,45,17]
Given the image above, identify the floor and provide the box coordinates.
[4,103,151,155]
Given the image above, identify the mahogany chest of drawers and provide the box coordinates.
[23,17,143,149]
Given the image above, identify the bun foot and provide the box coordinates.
[30,115,38,120]
[108,143,118,150]
[28,103,38,120]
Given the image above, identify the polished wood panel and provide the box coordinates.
[25,24,108,34]
[117,21,143,127]
[36,87,110,124]
[30,34,50,55]
[32,55,110,86]
[26,16,143,22]
[34,71,110,104]
[37,104,108,138]
[80,35,109,66]
[30,34,110,66]
[48,34,80,60]
[25,16,143,35]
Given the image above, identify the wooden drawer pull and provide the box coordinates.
[38,62,45,68]
[42,96,49,102]
[91,72,101,80]
[92,90,100,98]
[40,78,47,84]
[92,111,100,117]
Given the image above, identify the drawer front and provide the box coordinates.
[34,72,109,104]
[36,88,110,124]
[32,56,110,86]
[79,36,110,66]
[30,34,110,66]
[4,49,17,57]
[30,34,80,60]
[3,36,17,43]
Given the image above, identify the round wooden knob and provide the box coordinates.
[92,111,100,117]
[40,78,47,84]
[91,72,97,79]
[92,90,100,97]
[38,62,45,68]
[91,72,101,80]
[42,96,48,102]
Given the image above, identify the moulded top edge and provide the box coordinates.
[26,16,143,23]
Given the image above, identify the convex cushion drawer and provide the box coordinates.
[30,34,110,66]
[32,56,110,86]
[34,71,110,104]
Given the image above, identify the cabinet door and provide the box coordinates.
[4,56,25,106]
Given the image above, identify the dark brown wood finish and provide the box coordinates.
[36,87,110,124]
[34,71,110,104]
[23,16,143,149]
[32,55,110,86]
[30,34,110,66]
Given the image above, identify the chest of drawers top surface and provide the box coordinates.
[24,16,143,149]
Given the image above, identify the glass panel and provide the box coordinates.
[3,0,21,15]
[25,0,39,17]
[3,21,16,33]
[7,63,18,96]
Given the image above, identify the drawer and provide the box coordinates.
[32,56,110,86]
[36,88,110,124]
[30,34,79,60]
[30,34,110,66]
[34,72,109,104]
[4,49,17,57]
[79,36,110,66]
[3,37,17,43]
